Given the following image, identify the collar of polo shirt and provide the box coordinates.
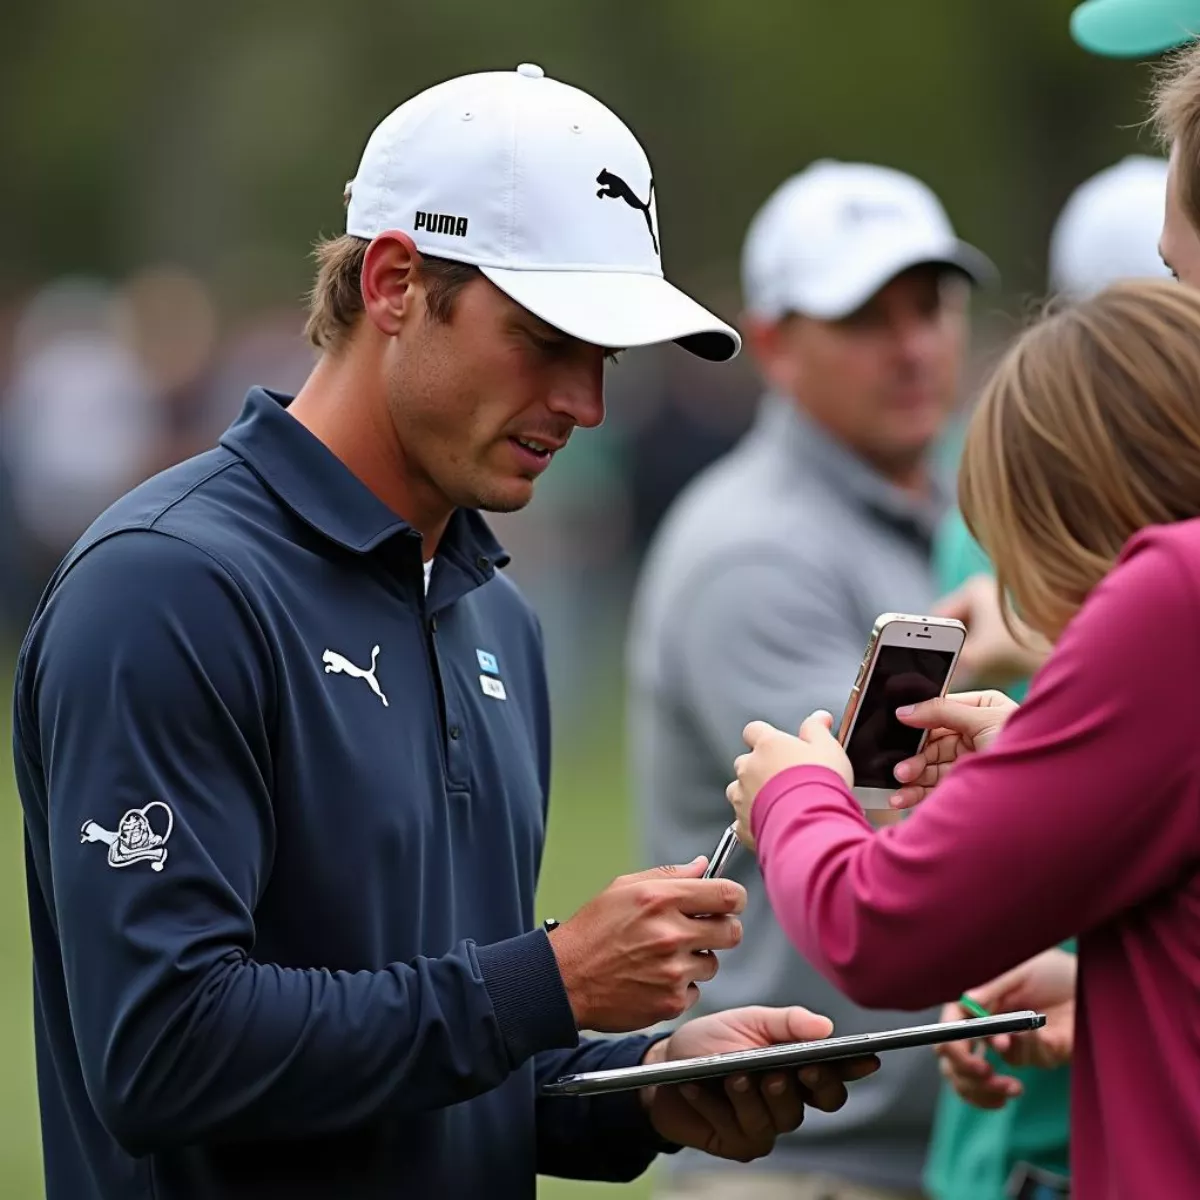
[220,387,508,582]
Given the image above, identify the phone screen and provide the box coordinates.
[844,645,956,789]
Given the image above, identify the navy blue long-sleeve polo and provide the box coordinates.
[13,387,672,1199]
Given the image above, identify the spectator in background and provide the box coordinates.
[0,278,160,617]
[924,153,1170,1200]
[1047,157,1172,299]
[118,266,221,474]
[625,349,758,557]
[627,160,995,1200]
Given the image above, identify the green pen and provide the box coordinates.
[959,994,991,1019]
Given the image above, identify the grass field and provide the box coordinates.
[0,649,655,1198]
[0,657,45,1199]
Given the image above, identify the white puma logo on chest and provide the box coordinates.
[322,644,389,707]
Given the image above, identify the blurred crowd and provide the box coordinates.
[0,272,313,635]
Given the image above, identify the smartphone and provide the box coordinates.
[836,612,966,809]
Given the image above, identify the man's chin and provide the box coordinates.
[468,479,536,515]
[873,418,941,467]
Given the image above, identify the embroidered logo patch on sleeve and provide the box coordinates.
[81,802,174,872]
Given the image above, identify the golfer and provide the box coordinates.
[13,63,874,1200]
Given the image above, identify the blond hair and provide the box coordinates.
[1153,41,1200,231]
[303,234,480,352]
[960,279,1200,641]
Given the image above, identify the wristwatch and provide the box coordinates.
[542,918,560,934]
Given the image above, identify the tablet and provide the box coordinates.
[540,1010,1046,1096]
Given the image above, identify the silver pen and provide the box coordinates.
[702,821,740,879]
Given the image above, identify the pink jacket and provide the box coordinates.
[751,522,1200,1200]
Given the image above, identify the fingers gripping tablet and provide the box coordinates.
[541,1011,1046,1096]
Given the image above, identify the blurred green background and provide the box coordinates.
[0,655,44,1197]
[0,1,1169,1195]
[0,0,1161,322]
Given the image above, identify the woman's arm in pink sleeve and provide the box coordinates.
[751,533,1200,1010]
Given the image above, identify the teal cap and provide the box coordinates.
[1071,0,1200,58]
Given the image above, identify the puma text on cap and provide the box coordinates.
[344,62,740,362]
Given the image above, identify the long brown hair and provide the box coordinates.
[960,278,1200,640]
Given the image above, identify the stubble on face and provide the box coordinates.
[382,277,606,521]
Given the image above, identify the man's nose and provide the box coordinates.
[548,368,606,429]
[890,312,943,367]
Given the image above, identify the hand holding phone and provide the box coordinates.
[836,613,967,809]
[728,711,851,850]
[889,689,1018,810]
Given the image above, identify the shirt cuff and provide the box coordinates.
[475,929,579,1067]
[590,1033,682,1158]
[750,764,860,847]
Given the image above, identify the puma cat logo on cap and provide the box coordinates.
[596,169,658,254]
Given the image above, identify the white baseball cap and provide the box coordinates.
[344,62,739,362]
[1048,155,1171,299]
[741,159,996,321]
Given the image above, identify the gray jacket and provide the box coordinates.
[626,393,949,1190]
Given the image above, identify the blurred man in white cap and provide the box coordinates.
[1050,155,1172,298]
[924,154,1169,1200]
[13,65,879,1200]
[628,160,994,1200]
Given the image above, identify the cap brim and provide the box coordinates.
[1070,0,1200,57]
[792,237,998,322]
[479,266,741,362]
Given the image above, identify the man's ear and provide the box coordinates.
[360,232,421,337]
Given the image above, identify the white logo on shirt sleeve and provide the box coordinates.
[80,801,174,872]
[479,674,507,700]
